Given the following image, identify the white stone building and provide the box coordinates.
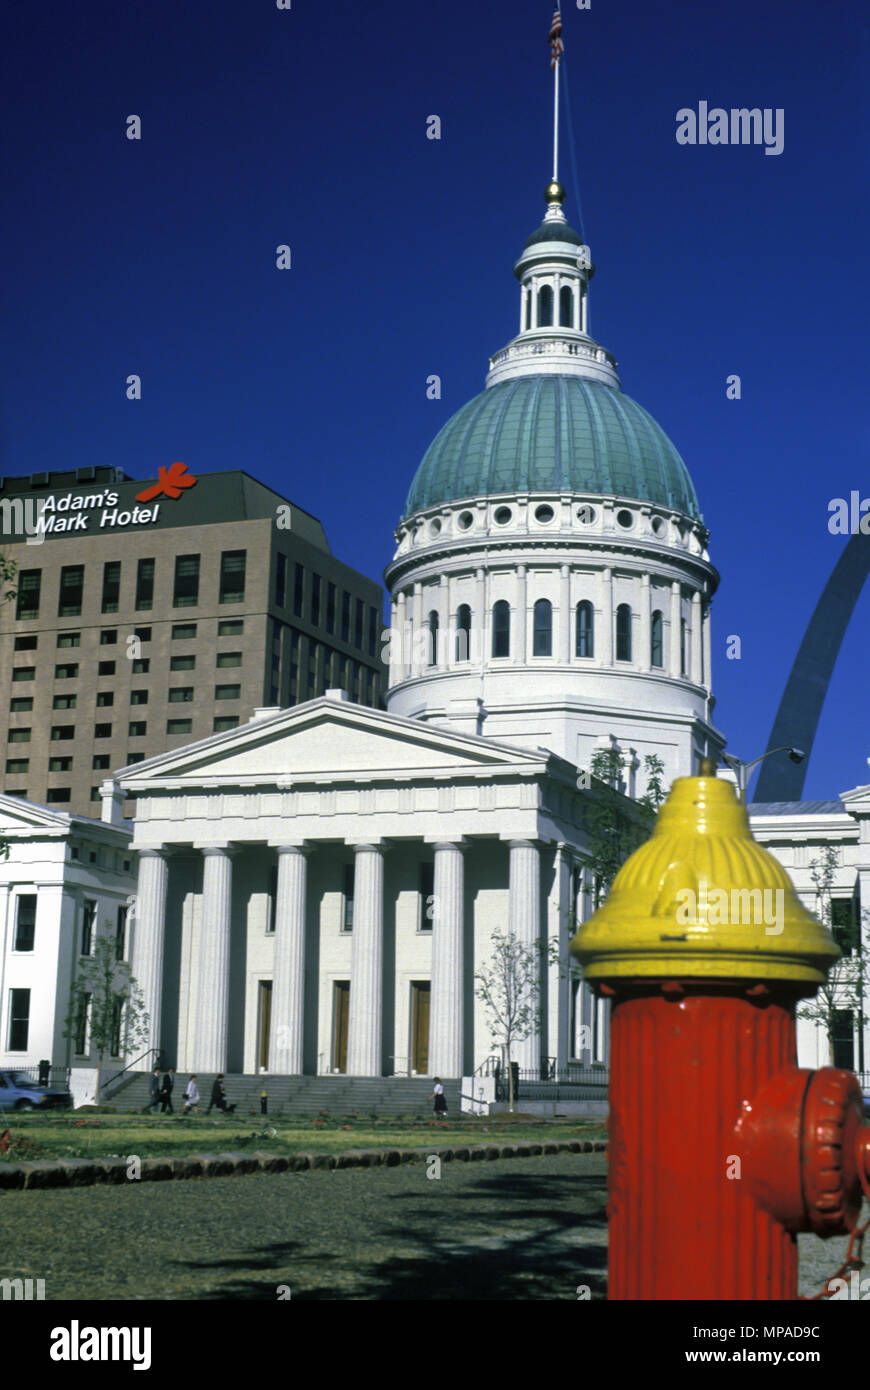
[107,183,728,1081]
[750,786,870,1080]
[0,794,135,1070]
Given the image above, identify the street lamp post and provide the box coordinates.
[719,746,806,804]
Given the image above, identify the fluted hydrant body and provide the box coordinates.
[571,768,870,1301]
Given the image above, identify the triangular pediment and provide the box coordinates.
[0,794,72,833]
[117,698,551,789]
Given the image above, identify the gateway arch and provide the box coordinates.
[753,530,870,803]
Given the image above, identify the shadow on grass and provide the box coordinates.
[174,1170,608,1301]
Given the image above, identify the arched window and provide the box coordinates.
[533,598,552,656]
[680,617,687,675]
[492,600,510,658]
[615,604,632,661]
[455,604,472,662]
[538,284,554,327]
[650,610,663,668]
[576,600,594,658]
[427,610,439,667]
[559,285,573,327]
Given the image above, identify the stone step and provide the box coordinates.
[106,1072,461,1117]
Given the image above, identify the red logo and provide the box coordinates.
[136,461,198,503]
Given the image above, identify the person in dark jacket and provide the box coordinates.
[142,1067,161,1114]
[207,1074,227,1114]
[160,1068,175,1114]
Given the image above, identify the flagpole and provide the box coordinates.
[553,47,559,183]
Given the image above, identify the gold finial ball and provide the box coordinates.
[544,180,566,204]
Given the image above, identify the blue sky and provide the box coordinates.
[2,0,868,800]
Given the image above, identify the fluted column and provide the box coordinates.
[132,849,169,1055]
[702,600,712,691]
[559,565,571,663]
[346,843,385,1076]
[429,841,465,1077]
[691,590,703,685]
[600,568,613,666]
[193,846,234,1073]
[437,573,448,668]
[410,582,423,677]
[515,566,527,664]
[639,573,651,673]
[550,844,572,1069]
[396,590,409,683]
[508,839,541,1073]
[669,581,682,677]
[269,845,309,1074]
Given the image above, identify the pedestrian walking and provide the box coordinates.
[160,1067,175,1113]
[430,1077,448,1118]
[207,1074,227,1115]
[142,1066,161,1114]
[260,1088,268,1116]
[181,1075,199,1115]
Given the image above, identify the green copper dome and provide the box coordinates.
[403,376,702,521]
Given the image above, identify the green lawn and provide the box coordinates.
[0,1112,607,1164]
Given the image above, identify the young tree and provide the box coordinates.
[584,747,658,908]
[475,928,543,1112]
[63,930,150,1102]
[797,847,869,1066]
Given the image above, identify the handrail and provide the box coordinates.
[102,1047,163,1094]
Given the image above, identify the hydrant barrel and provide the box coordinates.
[570,768,869,1301]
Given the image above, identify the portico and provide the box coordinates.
[110,693,611,1078]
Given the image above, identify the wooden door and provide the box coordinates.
[257,981,272,1070]
[411,982,431,1074]
[333,981,350,1073]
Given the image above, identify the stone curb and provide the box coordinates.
[0,1138,606,1190]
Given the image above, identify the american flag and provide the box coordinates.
[549,6,564,69]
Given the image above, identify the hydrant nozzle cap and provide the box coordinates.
[570,772,840,985]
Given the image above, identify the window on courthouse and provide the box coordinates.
[616,604,632,662]
[456,604,472,662]
[533,599,552,656]
[342,863,354,932]
[219,551,246,604]
[81,900,97,955]
[15,570,41,620]
[14,895,37,952]
[58,565,85,617]
[173,555,200,608]
[101,561,121,614]
[12,667,35,682]
[8,989,30,1051]
[576,601,594,658]
[73,994,90,1055]
[115,904,128,961]
[492,600,510,657]
[419,862,434,932]
[651,610,664,668]
[135,558,155,610]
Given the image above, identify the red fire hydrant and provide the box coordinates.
[570,762,870,1300]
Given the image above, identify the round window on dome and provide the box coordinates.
[616,509,634,529]
[429,518,442,537]
[534,503,555,524]
[493,506,513,526]
[651,516,666,537]
[577,504,596,525]
[457,511,474,531]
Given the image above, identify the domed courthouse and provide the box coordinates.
[111,182,724,1085]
